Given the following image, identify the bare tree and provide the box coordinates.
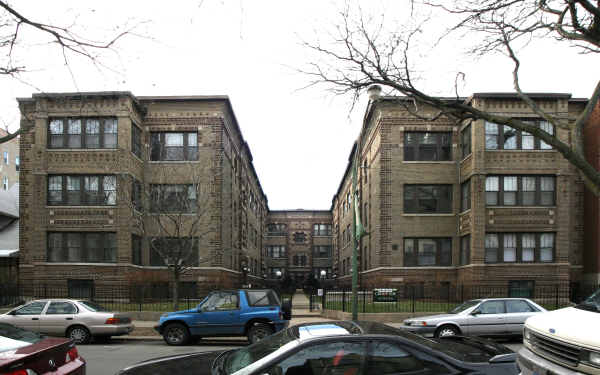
[0,1,133,143]
[120,164,217,310]
[302,0,600,194]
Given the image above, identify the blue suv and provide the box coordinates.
[155,289,291,345]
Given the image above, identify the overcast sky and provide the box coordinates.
[1,1,596,210]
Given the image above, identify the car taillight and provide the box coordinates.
[2,370,38,375]
[105,317,120,324]
[65,347,79,362]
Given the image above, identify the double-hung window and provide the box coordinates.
[461,125,471,159]
[313,224,332,236]
[47,232,117,263]
[485,175,555,206]
[131,125,142,159]
[150,132,198,161]
[485,120,555,150]
[404,238,452,266]
[47,175,116,206]
[149,184,197,213]
[485,233,554,263]
[48,118,118,149]
[461,180,471,212]
[404,184,452,213]
[404,132,452,161]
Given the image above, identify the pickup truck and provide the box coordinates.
[518,288,600,374]
[154,289,291,346]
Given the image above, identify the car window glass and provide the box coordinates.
[46,302,77,314]
[506,300,534,313]
[14,301,47,315]
[266,341,366,375]
[247,291,271,306]
[478,301,505,314]
[368,341,450,375]
[0,323,43,352]
[203,292,239,311]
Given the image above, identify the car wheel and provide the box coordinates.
[163,323,190,346]
[435,325,460,338]
[67,326,91,345]
[248,323,274,344]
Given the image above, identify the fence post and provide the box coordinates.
[555,285,559,310]
[411,286,416,314]
[362,289,366,314]
[309,292,313,312]
[322,288,326,311]
[342,289,346,312]
[461,284,464,302]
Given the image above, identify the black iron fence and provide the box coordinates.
[310,283,600,313]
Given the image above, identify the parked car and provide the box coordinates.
[0,299,134,344]
[519,288,600,375]
[401,297,546,338]
[118,320,518,375]
[0,322,85,374]
[155,289,292,345]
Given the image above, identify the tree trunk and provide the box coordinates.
[172,269,180,311]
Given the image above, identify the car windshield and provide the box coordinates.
[78,300,109,312]
[223,327,297,374]
[449,300,480,314]
[576,289,600,313]
[0,323,44,353]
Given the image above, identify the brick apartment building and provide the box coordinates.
[332,93,587,296]
[16,91,599,296]
[0,128,20,191]
[265,210,333,285]
[584,98,600,285]
[17,92,268,295]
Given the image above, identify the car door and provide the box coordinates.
[192,291,241,336]
[7,301,48,332]
[505,299,538,335]
[263,340,367,375]
[467,300,507,336]
[38,301,77,336]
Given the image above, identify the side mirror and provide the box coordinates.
[470,310,480,316]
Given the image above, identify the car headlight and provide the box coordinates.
[589,351,600,367]
[411,320,428,326]
[523,327,531,342]
[161,313,170,318]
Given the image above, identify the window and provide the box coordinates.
[313,224,332,236]
[2,176,7,190]
[15,156,19,171]
[485,176,556,206]
[246,290,278,306]
[293,254,307,266]
[179,282,197,299]
[14,301,47,315]
[47,232,117,263]
[313,245,331,258]
[506,299,535,313]
[461,180,470,212]
[46,302,77,315]
[132,125,142,159]
[404,185,452,213]
[48,118,118,149]
[460,235,470,265]
[461,125,471,159]
[293,232,306,243]
[404,238,452,266]
[149,237,199,267]
[509,280,535,298]
[150,132,198,161]
[485,233,555,263]
[266,223,287,235]
[68,279,95,299]
[132,234,142,265]
[47,175,116,206]
[266,245,286,258]
[267,341,366,375]
[149,184,197,213]
[479,300,506,314]
[367,341,445,375]
[3,151,7,164]
[269,268,283,278]
[132,179,142,211]
[404,132,452,161]
[485,120,555,150]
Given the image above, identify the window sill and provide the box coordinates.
[46,205,116,209]
[403,213,455,217]
[148,160,201,164]
[44,262,117,266]
[402,161,455,164]
[486,206,556,209]
[484,149,556,152]
[459,209,471,215]
[47,148,118,151]
[483,262,556,266]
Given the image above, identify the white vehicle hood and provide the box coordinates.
[526,307,600,349]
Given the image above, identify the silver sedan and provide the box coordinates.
[401,298,546,338]
[0,299,134,344]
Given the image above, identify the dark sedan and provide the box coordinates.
[0,322,85,374]
[117,321,518,375]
